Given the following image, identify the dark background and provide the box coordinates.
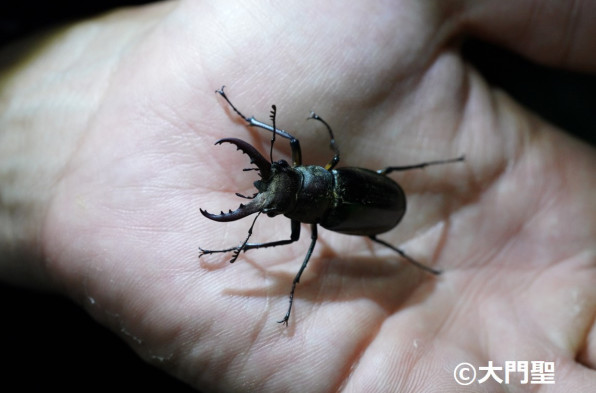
[1,1,595,392]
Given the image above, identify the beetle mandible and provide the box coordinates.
[199,86,464,326]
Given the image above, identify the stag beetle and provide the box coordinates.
[199,86,464,325]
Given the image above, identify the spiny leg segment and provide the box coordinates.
[199,219,302,262]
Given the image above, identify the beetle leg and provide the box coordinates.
[199,219,301,260]
[227,212,262,263]
[199,212,261,263]
[308,112,340,170]
[238,219,301,254]
[278,224,318,326]
[216,86,303,166]
[369,235,442,275]
[216,86,296,140]
[377,156,465,176]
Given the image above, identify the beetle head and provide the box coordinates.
[200,138,300,222]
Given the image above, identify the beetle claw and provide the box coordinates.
[235,192,257,200]
[200,198,262,222]
[215,138,271,179]
[202,137,271,222]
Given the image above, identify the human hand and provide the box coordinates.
[1,0,595,391]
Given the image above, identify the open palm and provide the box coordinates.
[9,0,594,391]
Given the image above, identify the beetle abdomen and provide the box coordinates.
[321,167,406,235]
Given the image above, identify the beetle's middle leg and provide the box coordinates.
[278,224,318,326]
[199,219,301,263]
[369,235,441,275]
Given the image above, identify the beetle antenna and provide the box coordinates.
[308,112,340,170]
[269,105,277,163]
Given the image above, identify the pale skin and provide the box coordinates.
[1,0,595,391]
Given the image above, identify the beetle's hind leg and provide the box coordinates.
[369,235,441,275]
[378,156,464,175]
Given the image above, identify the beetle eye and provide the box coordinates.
[275,159,289,167]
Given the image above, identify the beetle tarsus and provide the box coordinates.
[199,245,243,263]
[230,250,241,263]
[216,86,253,123]
[198,246,237,258]
[277,313,290,326]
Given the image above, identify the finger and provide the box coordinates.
[460,0,596,71]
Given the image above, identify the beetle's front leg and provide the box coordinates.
[199,219,301,263]
[240,219,301,252]
[215,86,303,166]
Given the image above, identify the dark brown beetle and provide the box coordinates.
[200,87,464,325]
